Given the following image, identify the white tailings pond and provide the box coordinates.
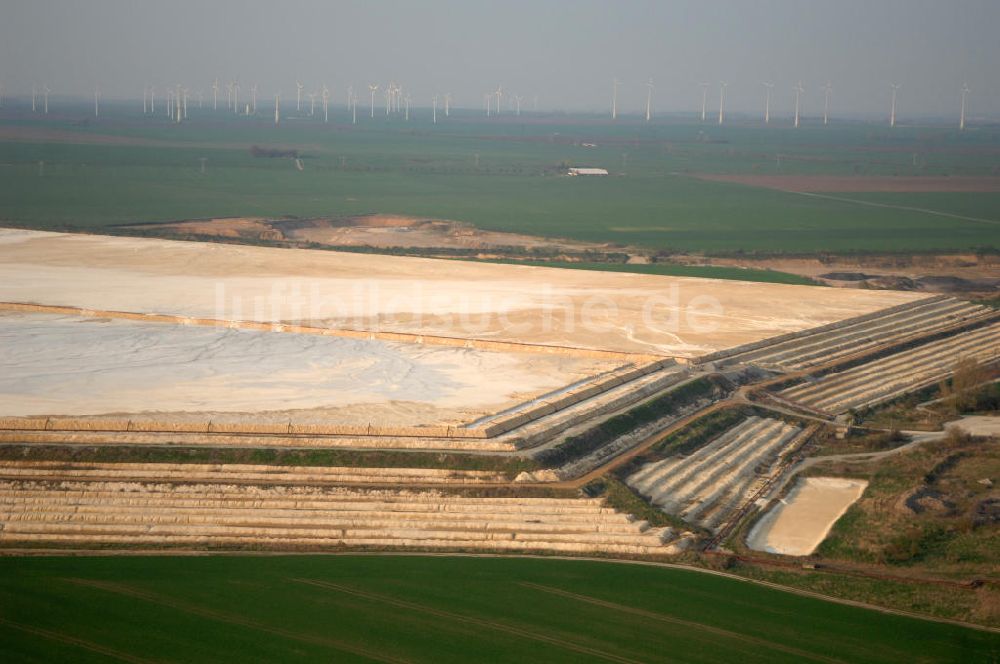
[746,477,868,556]
[0,312,618,425]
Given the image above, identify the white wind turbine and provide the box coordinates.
[150,85,155,114]
[296,80,304,112]
[31,85,37,112]
[322,85,330,123]
[959,83,970,131]
[793,82,804,128]
[495,84,503,114]
[444,93,451,117]
[93,86,100,118]
[432,94,438,124]
[233,81,240,115]
[368,84,378,118]
[889,83,900,127]
[762,82,773,124]
[274,92,281,125]
[251,83,258,114]
[143,84,149,114]
[611,78,620,120]
[43,85,50,114]
[308,91,316,116]
[352,89,358,124]
[645,78,653,122]
[823,82,832,125]
[176,84,183,123]
[212,78,219,110]
[718,81,727,125]
[514,94,523,116]
[226,81,233,111]
[699,82,709,122]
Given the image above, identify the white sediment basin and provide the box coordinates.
[0,311,617,425]
[0,229,922,357]
[746,477,868,556]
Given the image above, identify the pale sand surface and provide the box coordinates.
[747,477,868,556]
[0,230,922,357]
[0,312,619,425]
[947,415,1000,436]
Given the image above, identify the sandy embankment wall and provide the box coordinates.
[693,295,947,366]
[0,301,664,364]
[0,361,674,440]
[0,300,679,441]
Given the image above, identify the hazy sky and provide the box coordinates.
[3,0,999,118]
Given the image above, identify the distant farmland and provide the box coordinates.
[1,106,999,253]
[1,555,996,663]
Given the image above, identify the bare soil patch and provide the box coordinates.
[695,174,1000,193]
[132,214,614,254]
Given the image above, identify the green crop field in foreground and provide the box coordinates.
[2,105,1000,253]
[0,555,996,663]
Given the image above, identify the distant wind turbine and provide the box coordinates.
[444,93,451,117]
[368,84,378,118]
[322,84,330,123]
[432,94,438,124]
[959,83,970,131]
[699,83,709,122]
[611,78,620,120]
[793,82,804,128]
[308,91,316,116]
[762,82,773,124]
[94,87,100,118]
[889,83,900,127]
[212,79,219,110]
[514,94,523,116]
[274,92,281,125]
[645,78,654,122]
[31,85,37,112]
[718,82,727,125]
[823,82,832,125]
[43,85,50,114]
[296,80,304,111]
[495,84,503,114]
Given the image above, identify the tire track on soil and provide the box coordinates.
[293,577,643,664]
[63,578,409,664]
[0,617,153,663]
[519,582,846,664]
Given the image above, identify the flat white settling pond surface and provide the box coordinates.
[0,230,922,357]
[746,477,868,556]
[0,313,617,425]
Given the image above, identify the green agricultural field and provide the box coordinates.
[1,555,996,663]
[2,105,1000,253]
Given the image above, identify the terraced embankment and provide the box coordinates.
[0,477,684,555]
[707,295,994,371]
[779,322,1000,414]
[626,416,804,531]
